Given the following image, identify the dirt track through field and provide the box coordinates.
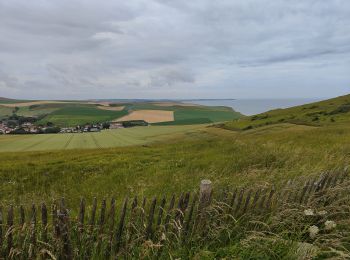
[115,110,174,123]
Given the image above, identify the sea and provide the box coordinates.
[183,98,322,116]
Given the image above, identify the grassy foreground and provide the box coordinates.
[1,122,349,206]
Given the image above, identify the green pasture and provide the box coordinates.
[37,104,128,126]
[0,121,349,206]
[0,125,203,152]
[0,106,14,119]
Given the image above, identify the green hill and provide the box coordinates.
[223,94,350,130]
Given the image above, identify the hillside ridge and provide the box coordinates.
[223,93,350,130]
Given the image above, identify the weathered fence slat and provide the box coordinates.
[157,196,167,227]
[183,195,197,241]
[234,188,245,215]
[265,187,275,209]
[242,190,252,214]
[59,199,72,259]
[6,205,14,256]
[0,207,3,258]
[19,205,25,227]
[29,204,37,258]
[107,198,116,254]
[164,195,176,231]
[145,197,157,240]
[89,197,97,227]
[115,197,128,253]
[229,188,238,214]
[99,198,107,228]
[41,203,48,242]
[251,189,261,210]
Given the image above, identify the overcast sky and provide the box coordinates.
[0,0,349,100]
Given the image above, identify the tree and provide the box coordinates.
[102,122,110,129]
[44,127,61,134]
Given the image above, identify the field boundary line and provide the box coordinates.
[63,133,74,150]
[106,130,139,146]
[21,135,56,152]
[90,133,102,148]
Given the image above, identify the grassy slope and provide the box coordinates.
[0,125,203,152]
[0,122,348,206]
[223,94,350,130]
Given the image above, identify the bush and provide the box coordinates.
[44,127,61,133]
[243,125,253,130]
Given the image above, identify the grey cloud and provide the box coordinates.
[148,67,195,87]
[0,0,349,99]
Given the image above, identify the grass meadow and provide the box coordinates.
[0,125,203,152]
[1,122,349,207]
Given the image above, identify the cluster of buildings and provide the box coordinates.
[0,120,141,135]
[59,123,106,133]
[0,121,46,134]
[0,122,13,134]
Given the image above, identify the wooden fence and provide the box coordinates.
[0,169,348,259]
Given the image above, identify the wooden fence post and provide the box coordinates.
[199,180,212,209]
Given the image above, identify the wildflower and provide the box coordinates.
[161,233,166,241]
[325,220,336,230]
[304,209,314,216]
[317,210,327,216]
[309,225,319,239]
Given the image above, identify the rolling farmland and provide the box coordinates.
[0,125,203,152]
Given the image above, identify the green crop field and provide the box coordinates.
[0,106,14,118]
[0,124,204,152]
[37,104,129,126]
[1,100,241,126]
